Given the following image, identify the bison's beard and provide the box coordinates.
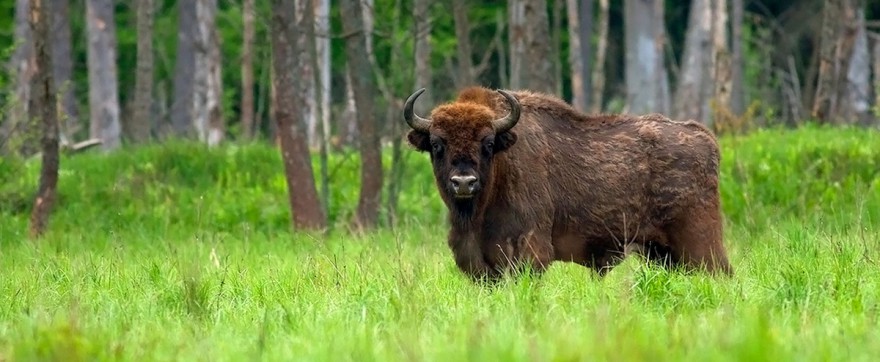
[450,198,477,227]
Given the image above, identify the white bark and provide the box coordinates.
[192,0,223,146]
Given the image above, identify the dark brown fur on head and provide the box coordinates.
[406,87,517,221]
[402,86,733,283]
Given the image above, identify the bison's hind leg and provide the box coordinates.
[663,203,734,275]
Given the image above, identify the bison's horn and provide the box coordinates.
[492,90,521,133]
[403,88,432,133]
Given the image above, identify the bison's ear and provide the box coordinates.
[406,130,432,152]
[494,131,517,153]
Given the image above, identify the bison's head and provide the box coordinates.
[403,88,520,210]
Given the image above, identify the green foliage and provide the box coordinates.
[719,123,880,232]
[1,126,879,360]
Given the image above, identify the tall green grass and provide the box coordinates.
[1,124,878,361]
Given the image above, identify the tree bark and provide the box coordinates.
[413,0,433,114]
[240,0,255,140]
[624,0,670,114]
[294,0,318,149]
[341,0,383,230]
[315,0,331,148]
[566,0,592,112]
[86,0,122,150]
[729,0,745,115]
[131,0,154,143]
[590,0,608,113]
[843,7,872,126]
[508,0,557,93]
[48,0,78,140]
[674,0,713,125]
[270,0,326,231]
[812,0,859,124]
[711,0,731,129]
[170,0,196,137]
[452,0,475,87]
[28,0,60,238]
[191,0,223,146]
[3,0,35,151]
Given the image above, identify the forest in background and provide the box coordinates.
[2,0,880,234]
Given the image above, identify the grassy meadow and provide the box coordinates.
[1,124,879,361]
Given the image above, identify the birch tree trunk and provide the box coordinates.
[566,0,592,112]
[270,0,326,230]
[624,0,670,114]
[508,0,556,93]
[131,0,154,143]
[240,0,255,140]
[29,0,60,238]
[341,0,383,230]
[48,0,78,140]
[86,0,122,150]
[590,0,608,113]
[190,0,223,146]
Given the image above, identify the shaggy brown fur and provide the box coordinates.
[404,86,733,282]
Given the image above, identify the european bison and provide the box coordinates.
[403,86,733,282]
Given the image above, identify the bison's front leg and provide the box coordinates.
[485,229,555,280]
[448,232,498,282]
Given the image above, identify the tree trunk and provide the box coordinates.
[729,0,745,115]
[270,0,326,231]
[341,0,383,230]
[28,0,60,238]
[508,0,556,93]
[413,0,433,114]
[315,0,331,142]
[170,0,196,137]
[711,0,731,130]
[48,0,78,141]
[673,0,713,125]
[872,33,880,127]
[843,7,872,126]
[812,0,859,124]
[339,0,373,148]
[3,0,35,152]
[191,0,223,146]
[624,0,670,114]
[131,0,154,143]
[240,0,255,140]
[566,0,592,112]
[86,0,122,151]
[590,0,608,113]
[294,0,318,149]
[452,0,475,87]
[551,0,564,96]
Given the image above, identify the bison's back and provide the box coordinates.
[500,102,720,233]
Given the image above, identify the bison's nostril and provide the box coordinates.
[450,175,478,193]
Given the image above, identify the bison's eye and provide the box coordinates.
[482,137,495,156]
[431,140,444,155]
